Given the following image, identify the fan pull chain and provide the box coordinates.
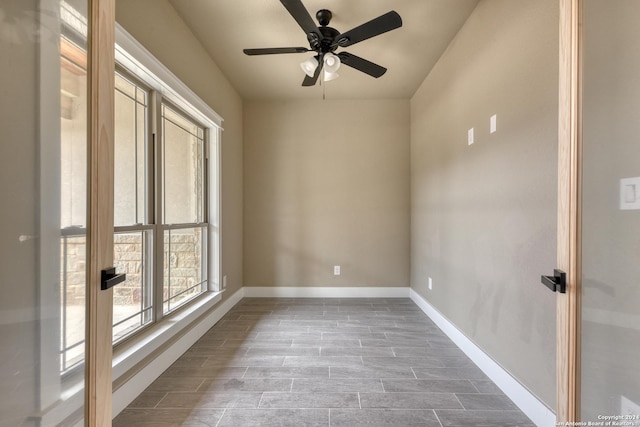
[322,73,326,100]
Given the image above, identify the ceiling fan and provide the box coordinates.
[243,0,403,86]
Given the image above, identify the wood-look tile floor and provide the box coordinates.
[113,298,535,426]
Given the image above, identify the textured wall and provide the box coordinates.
[244,99,410,287]
[410,0,558,407]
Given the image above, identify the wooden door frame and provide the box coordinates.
[557,0,582,422]
[86,0,115,425]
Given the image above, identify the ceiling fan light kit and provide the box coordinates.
[323,71,339,82]
[323,52,340,73]
[243,0,402,87]
[300,57,319,77]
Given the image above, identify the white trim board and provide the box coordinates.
[111,288,244,418]
[243,286,410,298]
[114,23,224,129]
[409,288,556,427]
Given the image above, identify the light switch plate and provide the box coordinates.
[468,128,474,145]
[490,114,497,133]
[620,177,640,210]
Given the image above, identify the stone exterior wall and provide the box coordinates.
[62,229,203,308]
[61,236,86,306]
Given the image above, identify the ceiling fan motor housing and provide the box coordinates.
[307,10,340,53]
[316,9,332,26]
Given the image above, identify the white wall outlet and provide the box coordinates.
[333,265,341,276]
[490,114,497,133]
[428,277,433,290]
[222,275,227,289]
[620,177,640,210]
[468,128,474,145]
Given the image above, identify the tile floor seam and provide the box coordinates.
[213,408,226,427]
[468,378,481,393]
[151,392,168,409]
[453,392,465,410]
[432,408,445,427]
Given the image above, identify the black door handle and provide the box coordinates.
[541,269,566,293]
[101,267,126,290]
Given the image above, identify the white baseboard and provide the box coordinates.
[112,287,244,418]
[243,286,410,298]
[409,288,556,427]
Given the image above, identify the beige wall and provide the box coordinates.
[116,0,244,297]
[581,0,640,417]
[243,99,410,287]
[410,0,558,407]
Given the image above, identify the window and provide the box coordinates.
[60,34,88,373]
[160,104,208,314]
[59,34,221,373]
[110,78,212,341]
[112,71,153,343]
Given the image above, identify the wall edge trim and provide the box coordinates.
[243,286,411,298]
[409,288,556,427]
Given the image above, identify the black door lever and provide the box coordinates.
[541,269,566,293]
[101,267,126,290]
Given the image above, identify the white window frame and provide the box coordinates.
[111,22,224,366]
[41,23,223,425]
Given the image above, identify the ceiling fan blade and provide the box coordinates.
[337,52,387,78]
[244,47,310,55]
[334,11,402,48]
[280,0,321,39]
[302,54,324,86]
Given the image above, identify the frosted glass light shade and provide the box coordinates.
[324,53,341,73]
[324,71,339,81]
[300,57,319,77]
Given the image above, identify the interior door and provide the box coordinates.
[557,0,640,424]
[0,0,114,425]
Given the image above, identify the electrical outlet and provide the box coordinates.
[428,277,433,290]
[222,275,227,289]
[333,265,341,276]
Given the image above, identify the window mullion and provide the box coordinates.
[152,91,165,322]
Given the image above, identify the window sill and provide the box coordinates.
[112,290,223,380]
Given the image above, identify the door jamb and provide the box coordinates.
[556,0,582,422]
[86,0,115,425]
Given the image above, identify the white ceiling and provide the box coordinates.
[168,0,479,100]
